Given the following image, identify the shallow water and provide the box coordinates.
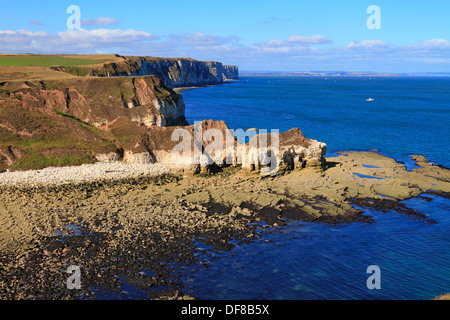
[176,76,450,300]
[179,194,450,300]
[353,172,386,180]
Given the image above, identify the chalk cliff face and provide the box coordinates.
[113,119,327,174]
[222,65,239,80]
[2,76,187,128]
[70,56,239,88]
[133,59,226,88]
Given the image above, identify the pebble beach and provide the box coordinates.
[0,162,170,187]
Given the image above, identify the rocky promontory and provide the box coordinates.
[0,72,325,174]
[53,55,239,88]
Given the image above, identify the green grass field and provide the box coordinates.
[0,54,109,66]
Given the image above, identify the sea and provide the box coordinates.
[175,76,450,300]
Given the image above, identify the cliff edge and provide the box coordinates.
[53,55,239,88]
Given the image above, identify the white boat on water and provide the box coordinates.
[366,98,374,102]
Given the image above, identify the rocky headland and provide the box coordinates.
[0,54,449,300]
[51,55,240,88]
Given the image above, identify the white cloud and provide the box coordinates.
[167,32,240,47]
[0,29,47,36]
[29,20,43,25]
[81,17,119,27]
[346,40,387,49]
[287,35,332,44]
[256,35,332,48]
[252,35,330,59]
[255,39,288,48]
[419,39,450,47]
[57,29,154,43]
[0,28,449,71]
[0,28,158,53]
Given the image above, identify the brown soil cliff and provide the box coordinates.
[0,75,187,171]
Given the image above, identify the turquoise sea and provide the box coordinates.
[176,76,450,300]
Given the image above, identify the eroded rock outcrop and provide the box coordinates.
[1,76,187,128]
[222,65,239,80]
[104,119,327,173]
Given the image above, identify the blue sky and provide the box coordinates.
[1,0,450,72]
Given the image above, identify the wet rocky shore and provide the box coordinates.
[0,151,449,299]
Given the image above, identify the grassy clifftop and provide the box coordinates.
[0,54,120,81]
[0,54,112,66]
[0,99,118,171]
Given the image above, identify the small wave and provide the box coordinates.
[282,113,295,119]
